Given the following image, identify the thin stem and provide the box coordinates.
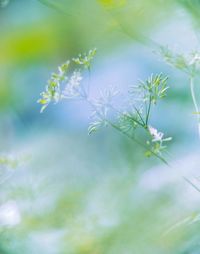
[190,76,200,138]
[146,96,152,126]
[107,120,169,166]
[183,176,200,193]
[132,105,146,127]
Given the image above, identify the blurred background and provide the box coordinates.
[1,0,200,253]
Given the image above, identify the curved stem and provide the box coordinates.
[146,96,152,126]
[108,120,169,166]
[190,77,200,138]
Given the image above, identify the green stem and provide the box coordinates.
[146,96,152,126]
[132,106,146,127]
[108,120,169,166]
[190,76,200,138]
[183,176,200,193]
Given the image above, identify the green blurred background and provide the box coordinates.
[1,0,200,253]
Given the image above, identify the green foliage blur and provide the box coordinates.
[1,0,200,253]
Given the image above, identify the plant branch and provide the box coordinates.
[146,96,152,126]
[107,120,169,166]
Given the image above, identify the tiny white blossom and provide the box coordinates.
[62,70,83,99]
[148,126,164,142]
[69,70,82,88]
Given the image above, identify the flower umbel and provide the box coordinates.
[38,49,97,112]
[62,70,83,99]
[37,61,70,112]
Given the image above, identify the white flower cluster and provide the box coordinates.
[149,126,172,143]
[146,126,172,157]
[62,70,83,99]
[38,49,97,112]
[38,61,70,112]
[148,126,164,142]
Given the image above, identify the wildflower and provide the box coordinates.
[148,126,164,142]
[62,70,83,99]
[149,125,172,142]
[37,61,70,112]
[72,48,97,69]
[38,80,61,113]
[38,50,96,112]
[38,49,171,163]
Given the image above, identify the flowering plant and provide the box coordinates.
[38,49,172,164]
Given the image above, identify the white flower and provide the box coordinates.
[69,70,82,88]
[62,70,83,99]
[148,126,164,142]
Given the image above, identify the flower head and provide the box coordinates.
[62,70,83,99]
[148,126,164,142]
[72,48,97,69]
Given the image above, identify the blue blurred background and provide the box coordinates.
[1,0,200,253]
